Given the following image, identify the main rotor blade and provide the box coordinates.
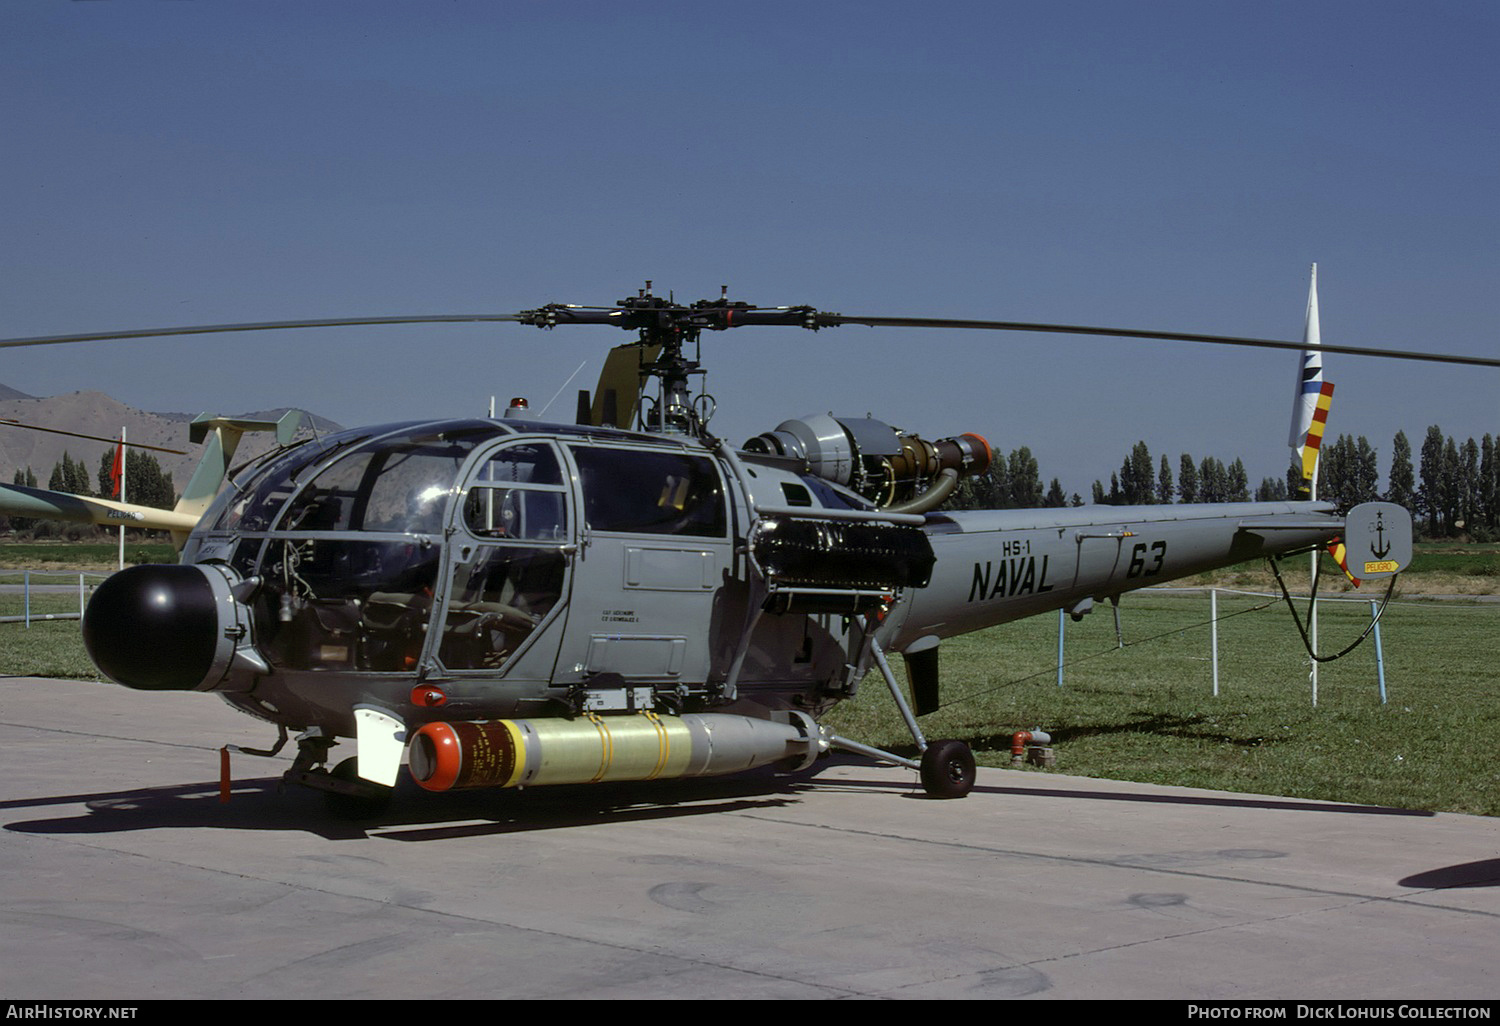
[5,307,1494,371]
[0,419,186,454]
[823,314,1500,370]
[0,314,523,348]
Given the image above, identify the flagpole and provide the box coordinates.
[1304,267,1321,707]
[118,427,126,570]
[1285,264,1326,705]
[1310,463,1319,706]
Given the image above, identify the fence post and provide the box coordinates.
[1371,599,1387,704]
[1210,588,1219,697]
[1056,608,1065,687]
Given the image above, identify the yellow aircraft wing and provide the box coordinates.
[0,482,200,533]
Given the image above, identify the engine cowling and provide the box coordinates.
[744,414,990,510]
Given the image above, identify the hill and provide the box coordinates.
[0,388,339,494]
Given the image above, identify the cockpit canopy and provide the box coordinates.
[204,420,498,536]
[185,419,740,678]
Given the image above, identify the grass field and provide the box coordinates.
[0,541,176,573]
[826,589,1500,816]
[3,541,1497,816]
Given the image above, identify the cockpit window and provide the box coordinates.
[459,443,569,541]
[438,547,566,671]
[209,434,369,533]
[223,421,510,674]
[440,442,571,673]
[569,446,725,537]
[470,443,563,487]
[256,538,442,672]
[276,431,487,535]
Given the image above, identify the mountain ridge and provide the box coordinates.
[0,387,340,493]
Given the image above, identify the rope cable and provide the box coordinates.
[1267,554,1398,663]
[935,594,1277,712]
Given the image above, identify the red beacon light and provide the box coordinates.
[502,396,538,421]
[410,685,447,708]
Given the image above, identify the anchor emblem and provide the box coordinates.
[1370,510,1391,559]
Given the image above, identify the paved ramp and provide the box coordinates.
[1,677,1496,999]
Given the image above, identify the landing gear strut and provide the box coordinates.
[284,732,394,819]
[827,633,978,799]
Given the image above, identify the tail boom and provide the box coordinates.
[892,501,1406,647]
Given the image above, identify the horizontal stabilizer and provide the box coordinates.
[1236,515,1348,532]
[189,409,303,447]
[176,410,306,541]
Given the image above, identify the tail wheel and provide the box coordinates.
[920,739,976,799]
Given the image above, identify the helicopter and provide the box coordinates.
[5,282,1484,814]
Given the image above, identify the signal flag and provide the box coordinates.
[109,441,124,498]
[1327,538,1360,588]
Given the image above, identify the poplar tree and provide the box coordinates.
[1226,459,1250,502]
[1320,434,1347,504]
[1256,477,1289,501]
[1119,441,1153,504]
[1418,426,1445,534]
[1007,447,1042,508]
[1198,456,1227,503]
[1442,437,1461,534]
[10,468,36,530]
[1481,434,1496,535]
[93,450,176,511]
[1177,454,1198,504]
[1387,430,1415,511]
[1460,438,1480,532]
[48,452,92,496]
[1354,436,1380,505]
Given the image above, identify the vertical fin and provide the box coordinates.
[170,410,304,546]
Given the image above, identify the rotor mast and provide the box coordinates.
[518,283,828,437]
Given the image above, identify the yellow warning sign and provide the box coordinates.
[1363,560,1400,575]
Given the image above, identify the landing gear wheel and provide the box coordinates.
[324,757,393,820]
[920,740,976,799]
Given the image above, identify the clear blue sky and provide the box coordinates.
[3,0,1495,496]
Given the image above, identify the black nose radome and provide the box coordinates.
[83,564,220,691]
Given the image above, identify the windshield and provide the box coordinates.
[205,432,374,533]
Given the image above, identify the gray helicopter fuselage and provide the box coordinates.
[157,417,879,735]
[95,416,1355,743]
